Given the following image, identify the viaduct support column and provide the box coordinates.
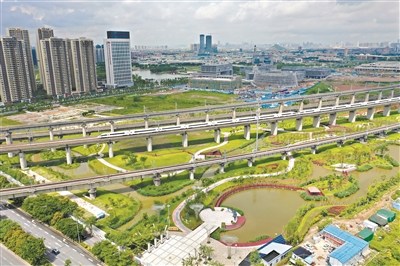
[317,98,323,110]
[367,107,375,120]
[281,152,287,160]
[244,125,251,140]
[219,163,225,174]
[311,145,317,155]
[270,121,278,136]
[146,137,153,152]
[19,152,27,170]
[337,140,344,147]
[364,93,369,102]
[189,168,195,180]
[390,89,394,99]
[214,129,221,143]
[66,146,72,165]
[295,118,303,131]
[82,124,87,148]
[278,102,284,115]
[247,158,253,167]
[5,132,13,158]
[153,173,161,186]
[335,96,340,107]
[205,111,209,123]
[88,188,97,199]
[383,105,391,117]
[350,94,355,105]
[232,108,236,121]
[49,127,55,152]
[182,132,188,148]
[378,91,383,100]
[176,114,180,126]
[298,101,304,112]
[348,110,356,123]
[313,115,321,128]
[144,117,149,129]
[329,113,337,126]
[109,121,115,132]
[108,142,114,158]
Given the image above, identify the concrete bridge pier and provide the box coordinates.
[335,96,340,107]
[383,105,391,117]
[244,125,251,140]
[144,117,149,129]
[278,102,284,115]
[232,108,236,120]
[146,137,153,152]
[281,152,287,160]
[189,168,195,180]
[205,111,209,123]
[88,188,97,199]
[247,158,253,167]
[390,89,394,99]
[49,128,55,152]
[153,173,161,186]
[311,145,317,154]
[66,146,72,165]
[367,107,375,120]
[5,132,13,158]
[82,124,87,148]
[108,142,114,158]
[364,93,369,102]
[359,136,368,143]
[182,132,188,148]
[214,128,221,143]
[337,140,344,147]
[270,121,278,136]
[298,101,304,112]
[350,94,356,105]
[19,152,27,170]
[329,113,337,126]
[313,115,321,128]
[348,110,357,123]
[317,98,323,110]
[219,163,225,174]
[378,91,383,100]
[109,121,115,132]
[176,114,180,126]
[295,118,303,131]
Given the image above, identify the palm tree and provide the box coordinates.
[85,216,97,236]
[374,143,389,157]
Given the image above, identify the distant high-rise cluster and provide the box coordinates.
[198,34,216,55]
[104,31,133,88]
[0,28,37,103]
[95,44,105,63]
[37,27,97,97]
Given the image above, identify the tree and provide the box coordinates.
[64,259,72,266]
[55,218,84,241]
[249,250,261,265]
[140,156,148,168]
[85,216,97,236]
[374,143,389,157]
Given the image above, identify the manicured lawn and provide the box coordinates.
[0,117,22,126]
[77,189,141,230]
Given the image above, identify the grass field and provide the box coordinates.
[0,117,22,126]
[86,91,238,115]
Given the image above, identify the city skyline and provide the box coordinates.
[1,0,399,48]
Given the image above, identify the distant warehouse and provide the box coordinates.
[189,76,242,91]
[281,66,331,79]
[354,61,400,76]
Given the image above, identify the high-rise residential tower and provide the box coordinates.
[37,27,54,86]
[104,31,133,88]
[39,37,72,96]
[68,38,97,93]
[0,37,33,103]
[7,28,37,92]
[199,34,205,53]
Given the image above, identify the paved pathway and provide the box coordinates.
[0,170,24,186]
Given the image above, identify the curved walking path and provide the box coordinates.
[172,156,296,234]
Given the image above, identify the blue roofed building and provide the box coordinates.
[321,225,369,266]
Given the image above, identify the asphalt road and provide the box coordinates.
[0,203,101,266]
[0,243,28,266]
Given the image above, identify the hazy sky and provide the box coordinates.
[1,0,399,47]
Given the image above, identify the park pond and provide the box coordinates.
[132,69,187,81]
[219,145,399,242]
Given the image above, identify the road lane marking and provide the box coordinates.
[45,232,49,235]
[80,253,84,257]
[88,258,93,262]
[55,243,61,247]
[51,235,56,239]
[65,244,70,247]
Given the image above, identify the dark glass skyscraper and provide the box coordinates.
[205,35,212,52]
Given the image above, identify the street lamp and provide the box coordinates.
[167,204,171,228]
